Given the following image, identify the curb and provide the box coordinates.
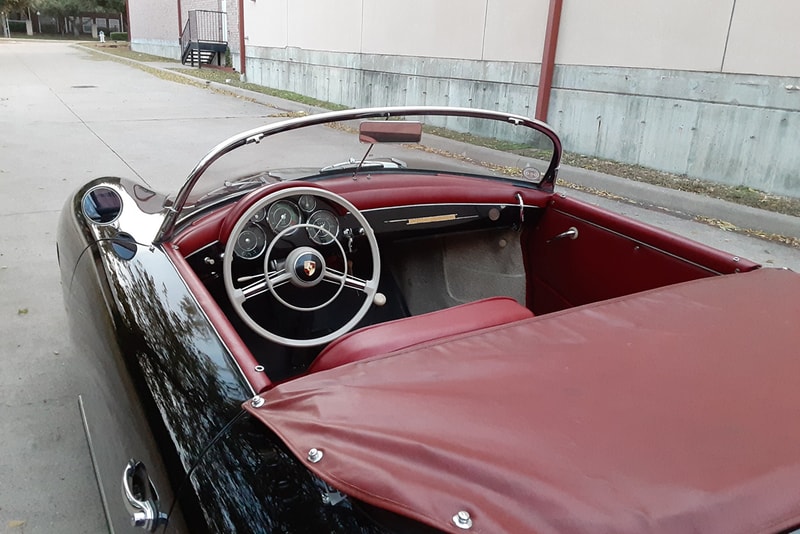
[559,165,800,239]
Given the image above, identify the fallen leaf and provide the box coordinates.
[17,308,29,315]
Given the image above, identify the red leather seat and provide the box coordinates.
[308,296,534,373]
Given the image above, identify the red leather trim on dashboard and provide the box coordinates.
[164,244,271,392]
[315,173,551,211]
[171,208,229,257]
[172,176,551,257]
[308,296,533,373]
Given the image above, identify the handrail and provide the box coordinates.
[190,10,225,43]
[179,18,191,57]
[180,10,225,66]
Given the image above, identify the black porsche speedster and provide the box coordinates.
[58,106,800,533]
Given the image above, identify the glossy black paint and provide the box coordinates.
[59,177,435,533]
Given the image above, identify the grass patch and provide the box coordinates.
[561,153,800,218]
[173,68,349,111]
[78,42,176,63]
[7,33,95,41]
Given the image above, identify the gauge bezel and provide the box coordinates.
[251,206,267,223]
[233,223,268,260]
[306,209,340,245]
[298,194,317,213]
[267,200,301,236]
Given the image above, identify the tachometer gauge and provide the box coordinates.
[234,224,267,259]
[307,210,340,245]
[298,195,317,213]
[267,200,301,235]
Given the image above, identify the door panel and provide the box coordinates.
[523,195,758,314]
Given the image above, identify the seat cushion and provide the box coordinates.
[308,297,533,373]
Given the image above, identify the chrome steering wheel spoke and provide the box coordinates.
[323,268,369,293]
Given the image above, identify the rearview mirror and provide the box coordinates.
[359,121,423,144]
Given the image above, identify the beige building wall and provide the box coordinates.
[360,0,486,59]
[244,0,549,62]
[129,0,178,43]
[482,0,549,63]
[724,0,800,76]
[555,0,734,71]
[244,0,288,48]
[242,0,800,76]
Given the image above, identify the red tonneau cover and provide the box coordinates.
[246,268,800,534]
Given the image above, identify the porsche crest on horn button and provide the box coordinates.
[304,260,317,277]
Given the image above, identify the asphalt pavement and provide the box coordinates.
[0,39,798,533]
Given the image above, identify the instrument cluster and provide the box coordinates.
[233,194,341,260]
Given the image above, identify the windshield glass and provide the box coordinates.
[160,107,560,240]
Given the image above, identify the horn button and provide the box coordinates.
[287,247,326,287]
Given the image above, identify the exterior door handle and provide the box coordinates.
[121,459,168,532]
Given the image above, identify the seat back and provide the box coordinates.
[308,296,534,373]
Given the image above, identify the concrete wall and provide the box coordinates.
[131,0,800,196]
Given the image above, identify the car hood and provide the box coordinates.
[246,268,800,533]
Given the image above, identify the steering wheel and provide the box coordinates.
[222,186,381,347]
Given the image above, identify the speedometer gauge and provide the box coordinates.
[267,200,301,235]
[234,224,267,259]
[307,210,339,245]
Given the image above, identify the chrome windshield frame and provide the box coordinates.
[154,106,561,244]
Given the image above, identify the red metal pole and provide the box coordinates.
[238,0,246,76]
[535,0,563,122]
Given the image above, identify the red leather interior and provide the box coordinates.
[171,208,229,257]
[523,194,760,314]
[308,296,534,373]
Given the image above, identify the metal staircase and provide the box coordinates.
[180,10,227,67]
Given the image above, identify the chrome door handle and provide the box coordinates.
[122,459,168,532]
[547,226,579,243]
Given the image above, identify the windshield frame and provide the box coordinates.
[155,106,562,244]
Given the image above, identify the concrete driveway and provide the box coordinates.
[0,40,278,533]
[0,39,798,533]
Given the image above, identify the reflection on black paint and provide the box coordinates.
[100,244,395,532]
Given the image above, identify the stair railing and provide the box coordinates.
[180,10,225,67]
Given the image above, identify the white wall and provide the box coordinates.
[241,0,800,77]
[132,0,800,76]
[723,0,800,76]
[483,0,549,63]
[129,0,178,42]
[555,0,734,71]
